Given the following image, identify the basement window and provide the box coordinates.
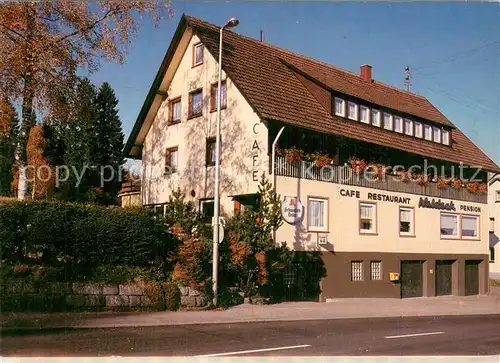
[370,261,382,281]
[351,261,363,281]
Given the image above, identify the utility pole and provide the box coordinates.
[405,66,412,92]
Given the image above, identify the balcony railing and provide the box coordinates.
[275,156,487,204]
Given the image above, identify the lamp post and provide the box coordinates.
[212,17,239,307]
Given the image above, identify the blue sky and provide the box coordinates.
[88,2,500,165]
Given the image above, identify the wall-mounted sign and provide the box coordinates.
[339,188,410,204]
[281,196,304,224]
[418,197,456,211]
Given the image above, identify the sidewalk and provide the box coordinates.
[2,288,499,331]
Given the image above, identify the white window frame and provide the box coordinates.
[370,261,382,281]
[334,97,346,117]
[399,207,414,236]
[461,215,479,240]
[490,217,495,233]
[383,112,393,130]
[433,126,441,143]
[359,202,377,234]
[394,116,403,133]
[351,261,363,281]
[440,213,459,239]
[442,129,450,145]
[193,43,204,66]
[415,121,423,138]
[404,118,413,136]
[424,124,432,141]
[347,101,358,121]
[371,109,381,127]
[360,105,370,124]
[307,197,328,232]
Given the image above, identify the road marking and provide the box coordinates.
[384,331,445,339]
[194,344,311,357]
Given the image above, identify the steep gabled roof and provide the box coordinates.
[125,14,500,173]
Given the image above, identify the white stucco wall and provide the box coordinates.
[141,34,268,215]
[276,175,488,255]
[488,175,500,277]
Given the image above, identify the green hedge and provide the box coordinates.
[0,200,176,279]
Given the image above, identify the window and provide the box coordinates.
[404,118,413,136]
[383,112,393,130]
[360,105,370,124]
[359,203,376,234]
[334,97,345,117]
[206,137,216,166]
[165,147,178,174]
[370,261,382,280]
[442,129,450,145]
[308,197,328,231]
[371,109,381,127]
[168,98,181,124]
[351,261,363,281]
[394,116,403,133]
[440,213,458,238]
[424,124,432,141]
[415,121,423,138]
[461,215,479,239]
[200,199,214,222]
[193,43,204,66]
[490,247,495,263]
[210,80,227,112]
[189,89,203,118]
[399,207,414,235]
[433,126,441,143]
[490,217,495,233]
[348,101,358,121]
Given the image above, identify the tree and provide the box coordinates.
[0,0,173,199]
[0,98,18,195]
[93,82,125,204]
[26,124,54,198]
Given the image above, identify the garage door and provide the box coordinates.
[435,260,454,296]
[401,260,423,298]
[465,260,480,296]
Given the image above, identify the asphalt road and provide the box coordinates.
[1,315,499,357]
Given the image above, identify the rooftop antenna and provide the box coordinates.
[260,29,264,42]
[404,66,412,92]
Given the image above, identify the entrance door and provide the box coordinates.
[435,260,453,296]
[465,260,480,296]
[401,260,423,298]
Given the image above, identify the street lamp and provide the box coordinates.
[212,17,239,307]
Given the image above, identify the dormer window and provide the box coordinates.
[433,126,441,143]
[442,129,450,145]
[360,105,370,124]
[371,109,381,127]
[193,43,204,66]
[404,119,413,136]
[394,116,403,133]
[334,97,346,117]
[424,124,432,141]
[415,121,423,138]
[348,101,358,120]
[383,112,393,130]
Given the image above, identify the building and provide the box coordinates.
[489,173,500,278]
[124,15,500,299]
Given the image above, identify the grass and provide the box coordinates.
[489,278,500,287]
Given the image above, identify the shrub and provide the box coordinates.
[0,200,176,272]
[163,282,181,311]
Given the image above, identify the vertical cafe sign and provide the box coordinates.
[252,122,260,181]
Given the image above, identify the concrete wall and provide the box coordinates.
[275,175,488,256]
[488,176,500,277]
[141,33,267,215]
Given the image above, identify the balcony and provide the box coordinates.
[275,156,487,204]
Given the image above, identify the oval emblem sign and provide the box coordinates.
[281,196,304,224]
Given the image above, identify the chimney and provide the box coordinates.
[360,64,372,82]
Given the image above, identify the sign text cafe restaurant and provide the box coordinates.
[275,180,488,300]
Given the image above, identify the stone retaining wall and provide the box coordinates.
[1,280,206,312]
